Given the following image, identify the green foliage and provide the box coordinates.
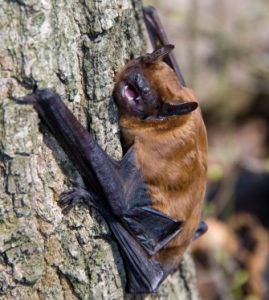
[231,269,249,299]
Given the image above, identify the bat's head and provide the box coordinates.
[114,45,198,121]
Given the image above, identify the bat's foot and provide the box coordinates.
[59,187,94,214]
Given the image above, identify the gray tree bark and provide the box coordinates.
[0,1,199,299]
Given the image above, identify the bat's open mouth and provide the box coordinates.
[120,82,145,117]
[122,83,141,104]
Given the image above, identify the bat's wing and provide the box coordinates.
[121,206,182,256]
[103,211,165,293]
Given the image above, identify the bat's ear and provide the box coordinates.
[149,44,174,62]
[158,101,198,119]
[143,44,175,64]
[129,45,174,67]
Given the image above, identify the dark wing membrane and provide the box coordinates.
[102,211,164,294]
[122,206,183,256]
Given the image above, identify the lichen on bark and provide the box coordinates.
[0,1,199,299]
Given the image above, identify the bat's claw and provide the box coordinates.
[16,88,58,106]
[16,94,38,105]
[59,188,94,214]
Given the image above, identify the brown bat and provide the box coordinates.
[16,6,207,294]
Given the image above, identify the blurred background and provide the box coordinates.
[144,1,269,299]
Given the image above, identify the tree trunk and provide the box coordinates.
[0,1,199,299]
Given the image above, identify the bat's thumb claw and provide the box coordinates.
[16,94,37,105]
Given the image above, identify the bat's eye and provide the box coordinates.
[142,86,150,95]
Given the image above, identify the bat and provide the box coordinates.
[16,6,208,294]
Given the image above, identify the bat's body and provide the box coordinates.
[17,7,207,294]
[115,58,208,274]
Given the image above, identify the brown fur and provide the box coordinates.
[118,61,208,271]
